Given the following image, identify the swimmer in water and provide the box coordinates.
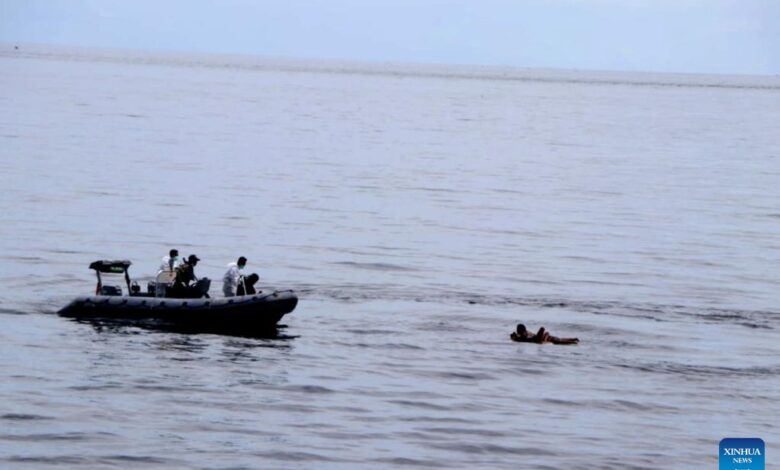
[510,324,579,345]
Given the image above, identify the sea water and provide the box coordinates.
[0,45,778,468]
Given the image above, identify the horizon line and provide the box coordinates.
[3,41,780,90]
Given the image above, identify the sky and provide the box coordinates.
[0,0,778,75]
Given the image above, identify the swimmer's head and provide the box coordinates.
[516,324,527,335]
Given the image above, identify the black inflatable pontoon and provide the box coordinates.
[58,260,298,333]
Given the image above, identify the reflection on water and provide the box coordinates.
[75,317,298,343]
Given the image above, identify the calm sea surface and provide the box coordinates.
[0,46,778,468]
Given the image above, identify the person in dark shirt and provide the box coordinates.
[170,254,201,298]
[237,273,260,296]
[510,324,579,345]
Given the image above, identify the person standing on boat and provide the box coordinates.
[222,256,247,297]
[157,249,180,275]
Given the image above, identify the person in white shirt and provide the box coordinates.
[222,256,247,297]
[157,249,180,275]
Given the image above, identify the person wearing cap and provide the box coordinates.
[222,256,247,297]
[170,254,201,297]
[157,249,180,275]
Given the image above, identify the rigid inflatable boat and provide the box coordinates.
[58,260,298,333]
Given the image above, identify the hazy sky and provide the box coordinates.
[1,0,778,75]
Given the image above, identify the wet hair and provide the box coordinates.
[238,256,247,266]
[245,273,259,285]
[170,249,179,257]
[516,324,527,335]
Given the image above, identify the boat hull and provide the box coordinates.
[58,290,298,333]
